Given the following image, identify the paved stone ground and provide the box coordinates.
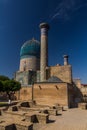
[38,108,87,130]
[1,108,87,130]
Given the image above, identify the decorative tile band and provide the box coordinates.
[41,28,48,36]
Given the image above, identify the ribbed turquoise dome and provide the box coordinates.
[20,38,40,59]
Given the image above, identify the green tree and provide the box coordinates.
[0,81,3,91]
[0,75,9,81]
[2,80,21,101]
[0,75,21,103]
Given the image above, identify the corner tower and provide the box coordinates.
[39,23,50,82]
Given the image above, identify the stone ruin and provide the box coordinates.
[0,100,64,130]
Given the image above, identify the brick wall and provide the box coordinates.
[15,83,74,108]
[33,83,69,107]
[16,87,32,100]
[47,65,72,83]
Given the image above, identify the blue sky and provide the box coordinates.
[0,0,87,83]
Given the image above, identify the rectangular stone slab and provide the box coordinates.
[15,121,33,130]
[36,113,49,124]
[25,113,36,122]
[0,121,14,130]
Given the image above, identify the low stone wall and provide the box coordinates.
[0,121,15,130]
[5,111,26,117]
[39,108,58,116]
[4,104,49,124]
[8,106,18,111]
[15,121,33,130]
[25,113,36,122]
[20,106,59,116]
[50,105,63,112]
[20,107,40,112]
[36,113,49,124]
[0,121,33,130]
[47,109,58,116]
[78,103,87,109]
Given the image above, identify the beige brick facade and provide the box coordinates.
[20,57,40,71]
[47,65,72,83]
[17,87,32,100]
[15,82,74,108]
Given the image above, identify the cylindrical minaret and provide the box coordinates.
[39,23,50,82]
[63,55,69,65]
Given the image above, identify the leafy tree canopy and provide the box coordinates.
[0,75,21,100]
[2,80,21,92]
[0,81,3,91]
[0,75,9,81]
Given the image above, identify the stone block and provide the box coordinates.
[0,121,15,130]
[21,102,30,107]
[78,103,87,109]
[5,111,26,117]
[36,113,49,124]
[8,106,18,111]
[39,109,48,114]
[40,108,58,115]
[47,109,58,116]
[25,113,36,123]
[20,107,40,112]
[15,121,33,130]
[52,105,63,111]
